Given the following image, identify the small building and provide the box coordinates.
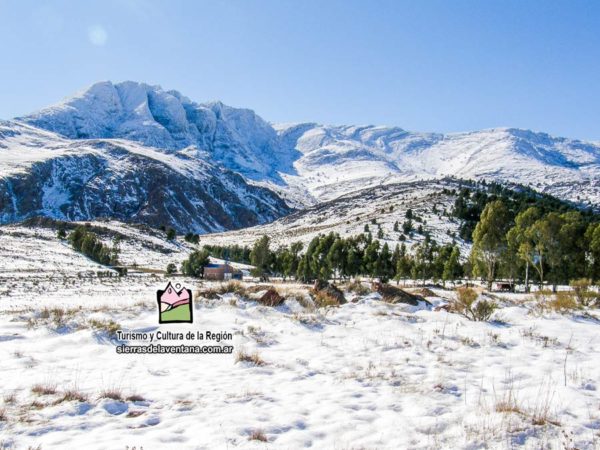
[203,263,243,281]
[494,282,514,292]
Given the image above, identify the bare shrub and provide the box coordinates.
[0,408,6,421]
[451,287,497,321]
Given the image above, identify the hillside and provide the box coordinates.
[198,179,466,252]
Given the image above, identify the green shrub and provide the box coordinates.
[451,287,497,321]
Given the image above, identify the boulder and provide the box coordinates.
[257,288,285,307]
[372,282,428,306]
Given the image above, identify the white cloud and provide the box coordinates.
[88,25,108,46]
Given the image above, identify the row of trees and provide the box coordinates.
[246,233,463,284]
[204,244,251,264]
[66,226,120,266]
[470,200,599,290]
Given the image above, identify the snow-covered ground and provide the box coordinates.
[1,279,600,449]
[1,221,600,449]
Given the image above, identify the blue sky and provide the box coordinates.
[1,0,599,140]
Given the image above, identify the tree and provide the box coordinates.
[378,243,394,282]
[280,241,303,280]
[250,235,272,280]
[345,244,362,279]
[327,239,346,281]
[395,253,413,286]
[442,246,462,287]
[363,240,380,279]
[184,233,200,244]
[557,211,587,285]
[166,263,177,275]
[166,228,176,240]
[471,200,511,289]
[586,223,600,281]
[57,227,67,240]
[181,249,210,277]
[402,219,413,234]
[507,207,541,292]
[525,212,564,289]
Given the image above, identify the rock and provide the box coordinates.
[257,289,284,307]
[372,282,428,306]
[407,287,437,297]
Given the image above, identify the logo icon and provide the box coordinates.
[157,282,193,323]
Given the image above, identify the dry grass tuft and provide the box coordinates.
[534,289,580,314]
[31,383,57,396]
[54,389,88,404]
[88,319,120,337]
[0,408,6,421]
[570,278,599,307]
[345,280,371,296]
[198,281,248,299]
[98,388,124,401]
[248,429,268,442]
[126,394,146,402]
[29,400,45,410]
[219,281,246,295]
[235,349,266,366]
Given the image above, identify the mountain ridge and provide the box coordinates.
[0,80,598,233]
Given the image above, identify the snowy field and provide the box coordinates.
[1,223,600,449]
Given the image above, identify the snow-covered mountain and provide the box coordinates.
[1,80,598,232]
[0,121,291,232]
[19,81,600,206]
[20,81,299,183]
[276,123,600,205]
